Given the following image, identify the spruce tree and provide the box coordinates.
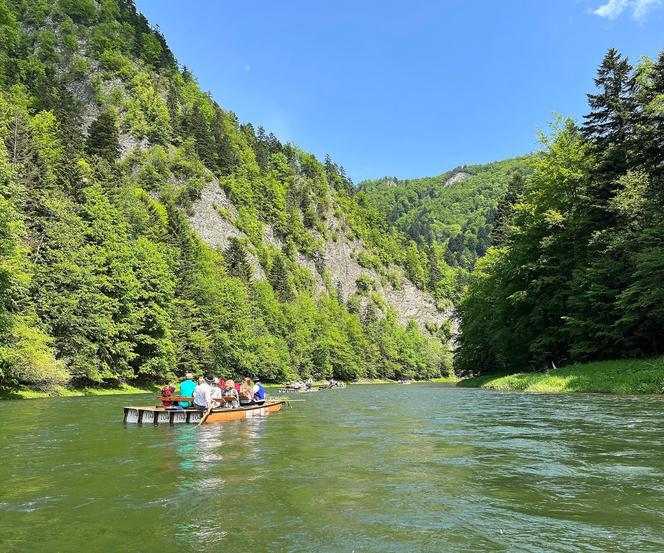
[635,51,664,189]
[268,253,294,301]
[491,172,525,246]
[223,237,252,283]
[213,107,236,175]
[85,110,120,162]
[181,102,215,168]
[582,48,636,187]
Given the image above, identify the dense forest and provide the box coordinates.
[3,2,653,392]
[359,158,529,306]
[456,49,664,375]
[0,0,459,391]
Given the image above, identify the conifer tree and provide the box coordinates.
[582,48,636,187]
[268,253,294,301]
[491,172,525,246]
[213,107,236,175]
[635,51,664,188]
[223,237,252,283]
[85,110,120,162]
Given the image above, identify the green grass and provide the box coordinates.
[428,375,460,384]
[458,356,664,394]
[0,383,160,400]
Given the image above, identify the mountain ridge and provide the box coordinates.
[0,0,476,390]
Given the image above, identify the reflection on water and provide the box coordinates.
[1,386,664,552]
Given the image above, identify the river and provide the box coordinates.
[1,384,663,552]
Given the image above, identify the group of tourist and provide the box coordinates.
[289,377,314,390]
[160,373,266,411]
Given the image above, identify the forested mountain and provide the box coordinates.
[359,158,529,305]
[456,49,664,375]
[0,0,454,391]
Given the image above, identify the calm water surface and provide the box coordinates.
[1,384,664,552]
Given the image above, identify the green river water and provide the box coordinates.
[1,384,663,552]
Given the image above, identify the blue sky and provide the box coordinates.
[135,0,664,182]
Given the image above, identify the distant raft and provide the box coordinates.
[277,386,317,393]
[123,400,286,425]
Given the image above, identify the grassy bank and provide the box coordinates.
[3,374,461,400]
[0,383,160,400]
[458,356,664,394]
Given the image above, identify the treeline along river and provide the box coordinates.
[1,385,663,552]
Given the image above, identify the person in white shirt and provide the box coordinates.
[210,377,223,407]
[192,375,215,411]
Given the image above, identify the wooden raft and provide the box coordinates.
[123,400,285,425]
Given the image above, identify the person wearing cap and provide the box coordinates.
[210,377,223,408]
[253,376,266,402]
[179,372,196,408]
[192,375,215,411]
[223,380,240,408]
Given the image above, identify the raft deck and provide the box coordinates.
[123,400,285,425]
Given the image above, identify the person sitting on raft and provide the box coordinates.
[161,383,176,406]
[179,372,196,408]
[210,377,224,408]
[223,380,240,408]
[253,376,266,403]
[192,375,215,411]
[239,378,254,405]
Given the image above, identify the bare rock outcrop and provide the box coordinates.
[444,172,470,187]
[188,181,265,280]
[188,182,451,329]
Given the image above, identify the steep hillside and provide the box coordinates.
[358,158,530,304]
[0,0,453,390]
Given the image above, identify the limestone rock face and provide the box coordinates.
[189,182,265,280]
[444,171,470,187]
[187,181,454,330]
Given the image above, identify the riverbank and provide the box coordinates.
[0,383,161,400]
[2,375,460,400]
[458,356,664,394]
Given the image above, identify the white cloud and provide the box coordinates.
[593,0,663,20]
[594,0,629,18]
[632,0,661,18]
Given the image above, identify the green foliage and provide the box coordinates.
[86,109,120,161]
[459,356,664,395]
[358,158,530,301]
[457,50,664,377]
[223,237,252,283]
[0,0,452,392]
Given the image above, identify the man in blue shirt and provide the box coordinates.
[252,376,266,402]
[179,372,196,407]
